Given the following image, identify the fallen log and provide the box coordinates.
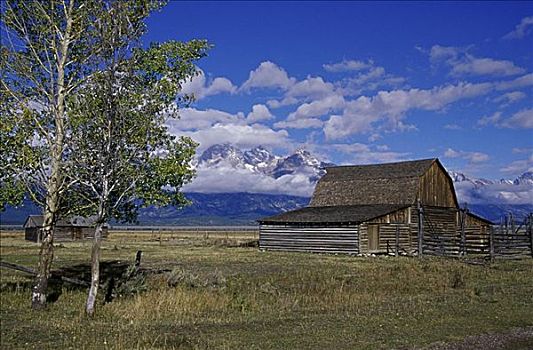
[0,260,91,287]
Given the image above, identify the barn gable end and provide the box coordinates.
[417,159,458,208]
[309,159,435,207]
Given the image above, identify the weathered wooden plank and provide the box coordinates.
[260,225,359,255]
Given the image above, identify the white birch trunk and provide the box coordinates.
[86,221,103,317]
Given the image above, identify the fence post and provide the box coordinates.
[417,200,424,258]
[489,226,495,262]
[528,214,533,258]
[159,228,162,246]
[460,205,467,256]
[395,225,400,257]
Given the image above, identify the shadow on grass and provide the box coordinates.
[0,260,132,303]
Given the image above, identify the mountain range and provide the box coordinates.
[1,144,531,226]
[197,143,334,183]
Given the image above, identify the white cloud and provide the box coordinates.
[266,96,299,109]
[429,45,525,77]
[240,61,295,91]
[501,108,533,129]
[274,118,324,129]
[312,142,409,165]
[181,70,237,100]
[493,91,527,105]
[246,104,274,123]
[503,16,533,39]
[429,45,459,62]
[324,81,492,139]
[184,165,315,196]
[323,59,373,72]
[285,76,336,100]
[496,73,533,91]
[287,95,345,120]
[273,94,345,129]
[477,112,502,127]
[444,124,462,130]
[267,76,337,109]
[501,154,533,174]
[177,123,290,153]
[451,56,525,77]
[349,66,385,85]
[330,143,370,154]
[321,58,405,95]
[368,133,381,142]
[340,66,405,96]
[169,108,244,131]
[478,109,533,129]
[512,147,533,154]
[454,181,533,205]
[444,148,490,164]
[444,148,461,158]
[349,151,410,164]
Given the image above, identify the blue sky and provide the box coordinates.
[144,1,533,181]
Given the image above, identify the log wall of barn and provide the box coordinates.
[418,162,457,207]
[408,205,491,248]
[358,223,413,254]
[465,214,491,233]
[259,225,359,254]
[358,207,414,254]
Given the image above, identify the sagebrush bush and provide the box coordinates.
[166,267,227,290]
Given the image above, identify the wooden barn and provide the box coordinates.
[258,158,492,255]
[24,215,109,243]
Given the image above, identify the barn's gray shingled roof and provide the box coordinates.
[310,158,436,207]
[259,158,440,224]
[259,204,408,224]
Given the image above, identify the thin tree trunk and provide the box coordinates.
[31,210,55,309]
[31,129,63,309]
[86,221,103,317]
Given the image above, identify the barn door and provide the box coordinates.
[368,224,380,252]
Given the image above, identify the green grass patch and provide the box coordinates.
[1,230,532,349]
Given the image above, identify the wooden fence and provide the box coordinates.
[420,212,532,260]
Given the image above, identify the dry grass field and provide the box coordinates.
[1,229,532,349]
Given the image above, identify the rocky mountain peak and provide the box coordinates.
[448,170,494,187]
[198,143,331,183]
[243,145,276,166]
[514,171,533,185]
[199,143,244,168]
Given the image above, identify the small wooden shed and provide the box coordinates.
[24,215,109,242]
[259,158,492,255]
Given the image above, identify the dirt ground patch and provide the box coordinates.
[423,327,533,350]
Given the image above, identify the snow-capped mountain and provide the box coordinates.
[198,144,333,183]
[243,145,277,166]
[449,170,533,189]
[448,171,494,187]
[514,171,533,186]
[198,143,245,168]
[243,146,280,173]
[271,149,334,182]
